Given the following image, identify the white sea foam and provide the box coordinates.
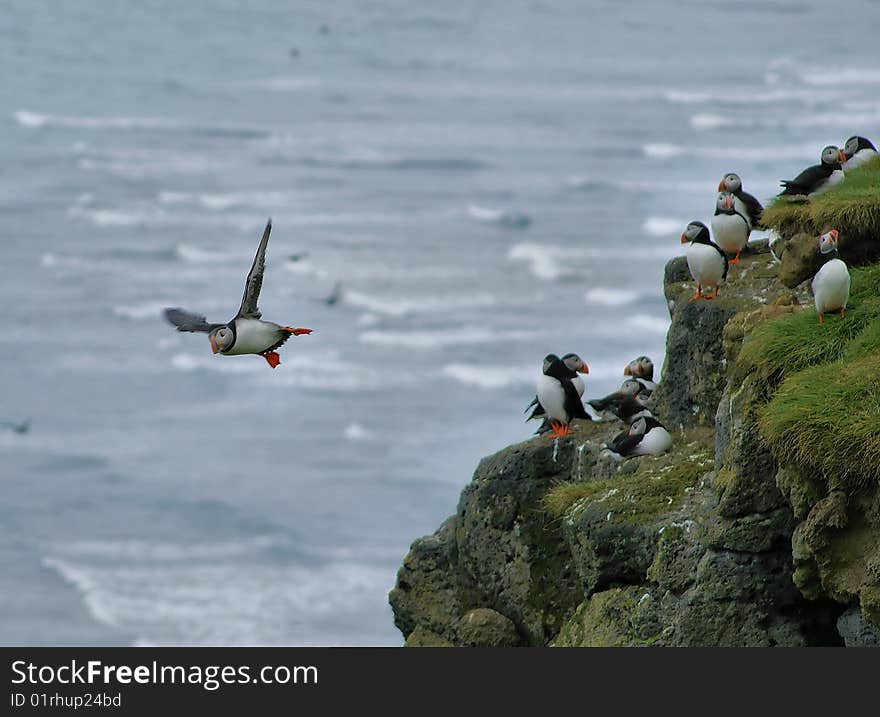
[584,288,639,307]
[344,290,496,317]
[441,363,532,389]
[642,217,686,237]
[507,243,576,281]
[466,205,532,229]
[644,141,823,161]
[158,190,296,211]
[799,67,880,86]
[14,109,177,130]
[343,423,375,441]
[360,327,531,349]
[623,314,669,334]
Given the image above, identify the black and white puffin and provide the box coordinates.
[603,416,672,460]
[718,172,764,231]
[623,355,657,394]
[587,379,652,424]
[164,219,313,368]
[842,136,877,171]
[811,229,850,325]
[681,221,728,301]
[711,191,750,264]
[525,353,589,423]
[535,354,590,438]
[779,145,846,197]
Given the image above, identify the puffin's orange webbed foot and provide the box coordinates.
[549,421,570,438]
[729,251,741,265]
[262,351,281,368]
[284,327,312,336]
[688,285,703,302]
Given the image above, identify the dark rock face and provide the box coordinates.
[389,243,875,647]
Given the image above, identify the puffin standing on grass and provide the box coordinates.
[603,416,672,460]
[811,229,850,325]
[779,146,846,197]
[842,136,877,171]
[681,221,728,301]
[535,354,590,438]
[718,172,764,230]
[711,191,750,264]
[164,219,313,368]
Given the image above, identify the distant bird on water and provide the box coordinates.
[1,418,30,434]
[164,219,312,368]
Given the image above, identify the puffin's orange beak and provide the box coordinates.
[839,150,847,164]
[210,337,219,354]
[680,232,688,244]
[830,229,839,242]
[717,179,725,191]
[624,365,632,376]
[579,364,589,374]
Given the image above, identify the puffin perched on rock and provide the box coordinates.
[164,219,313,368]
[811,229,850,325]
[587,379,652,424]
[842,135,877,171]
[779,146,846,198]
[624,355,657,395]
[718,172,764,230]
[525,353,589,428]
[681,221,728,301]
[603,416,672,460]
[534,354,590,438]
[711,191,750,264]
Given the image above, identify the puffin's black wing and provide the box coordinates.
[563,379,590,421]
[713,242,730,280]
[738,190,764,227]
[236,219,272,320]
[525,395,546,420]
[163,307,224,334]
[588,391,624,412]
[779,164,824,196]
[609,431,641,456]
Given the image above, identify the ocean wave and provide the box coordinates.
[249,76,323,91]
[584,287,640,307]
[158,190,296,211]
[567,175,710,194]
[52,535,288,562]
[466,205,532,229]
[299,152,487,172]
[623,314,669,334]
[642,217,686,237]
[689,110,880,131]
[343,290,497,317]
[343,423,375,441]
[507,243,579,281]
[661,87,826,105]
[360,327,532,349]
[644,141,822,161]
[441,363,532,389]
[799,67,880,87]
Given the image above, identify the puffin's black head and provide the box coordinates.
[624,355,654,381]
[715,191,736,214]
[818,229,840,256]
[718,172,742,193]
[618,379,643,397]
[820,145,846,169]
[208,325,234,354]
[681,221,710,245]
[561,353,590,376]
[844,135,876,158]
[542,354,561,375]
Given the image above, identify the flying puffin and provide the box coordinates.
[623,355,657,395]
[603,416,672,460]
[779,145,846,197]
[587,379,652,424]
[164,219,312,368]
[842,136,877,172]
[711,191,750,264]
[526,353,589,428]
[811,229,850,325]
[535,354,590,438]
[718,172,764,230]
[681,221,728,301]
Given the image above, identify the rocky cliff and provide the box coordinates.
[390,170,880,645]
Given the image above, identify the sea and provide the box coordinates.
[1,0,878,645]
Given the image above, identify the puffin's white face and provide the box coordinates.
[720,173,741,193]
[210,327,233,354]
[562,353,589,374]
[844,136,859,158]
[818,229,839,255]
[629,417,647,435]
[821,145,845,167]
[716,191,735,212]
[619,379,642,397]
[680,222,704,244]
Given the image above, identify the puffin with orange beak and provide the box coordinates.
[711,190,750,264]
[534,354,591,438]
[779,146,846,198]
[164,219,312,368]
[842,136,877,172]
[811,229,850,325]
[623,355,657,394]
[526,354,590,432]
[718,172,764,230]
[680,220,728,301]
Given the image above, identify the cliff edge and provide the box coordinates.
[390,160,880,646]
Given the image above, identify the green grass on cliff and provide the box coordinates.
[735,261,880,489]
[761,155,880,238]
[543,442,713,524]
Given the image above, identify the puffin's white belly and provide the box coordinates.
[572,375,585,398]
[812,259,851,314]
[810,170,844,197]
[844,149,877,172]
[686,242,725,288]
[225,318,282,355]
[631,427,673,456]
[536,375,567,423]
[711,213,749,254]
